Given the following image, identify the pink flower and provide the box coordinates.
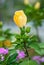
[32,56,41,64]
[32,56,44,64]
[0,48,8,55]
[0,48,8,61]
[16,50,25,60]
[40,57,44,62]
[1,56,4,61]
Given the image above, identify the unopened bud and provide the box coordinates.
[24,0,29,5]
[34,2,40,10]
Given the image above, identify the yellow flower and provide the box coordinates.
[24,0,29,5]
[13,10,27,27]
[34,2,40,10]
[4,40,12,47]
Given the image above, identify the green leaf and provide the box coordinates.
[40,49,44,55]
[30,43,40,51]
[29,43,41,54]
[19,60,38,65]
[30,43,44,55]
[38,43,44,48]
[29,60,38,65]
[7,52,18,64]
[35,48,44,55]
[26,27,31,33]
[0,36,5,41]
[4,29,11,34]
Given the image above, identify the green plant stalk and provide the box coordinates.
[24,38,31,60]
[20,27,30,60]
[24,41,30,59]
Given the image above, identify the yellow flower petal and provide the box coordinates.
[13,10,27,27]
[4,40,12,47]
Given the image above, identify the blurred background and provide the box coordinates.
[0,0,44,42]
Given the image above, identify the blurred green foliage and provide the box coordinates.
[0,0,44,65]
[24,4,44,27]
[0,21,44,65]
[0,0,44,21]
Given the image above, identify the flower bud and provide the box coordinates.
[26,27,30,33]
[34,2,40,10]
[13,10,27,28]
[24,0,29,5]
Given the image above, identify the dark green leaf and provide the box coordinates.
[7,52,18,64]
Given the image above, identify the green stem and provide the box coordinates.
[24,42,30,59]
[20,27,30,60]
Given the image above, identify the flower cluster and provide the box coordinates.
[32,56,44,64]
[0,48,8,61]
[16,50,26,60]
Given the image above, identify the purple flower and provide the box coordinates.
[16,50,25,60]
[32,56,41,64]
[40,57,44,62]
[0,48,8,55]
[1,56,4,61]
[0,48,8,61]
[32,56,44,64]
